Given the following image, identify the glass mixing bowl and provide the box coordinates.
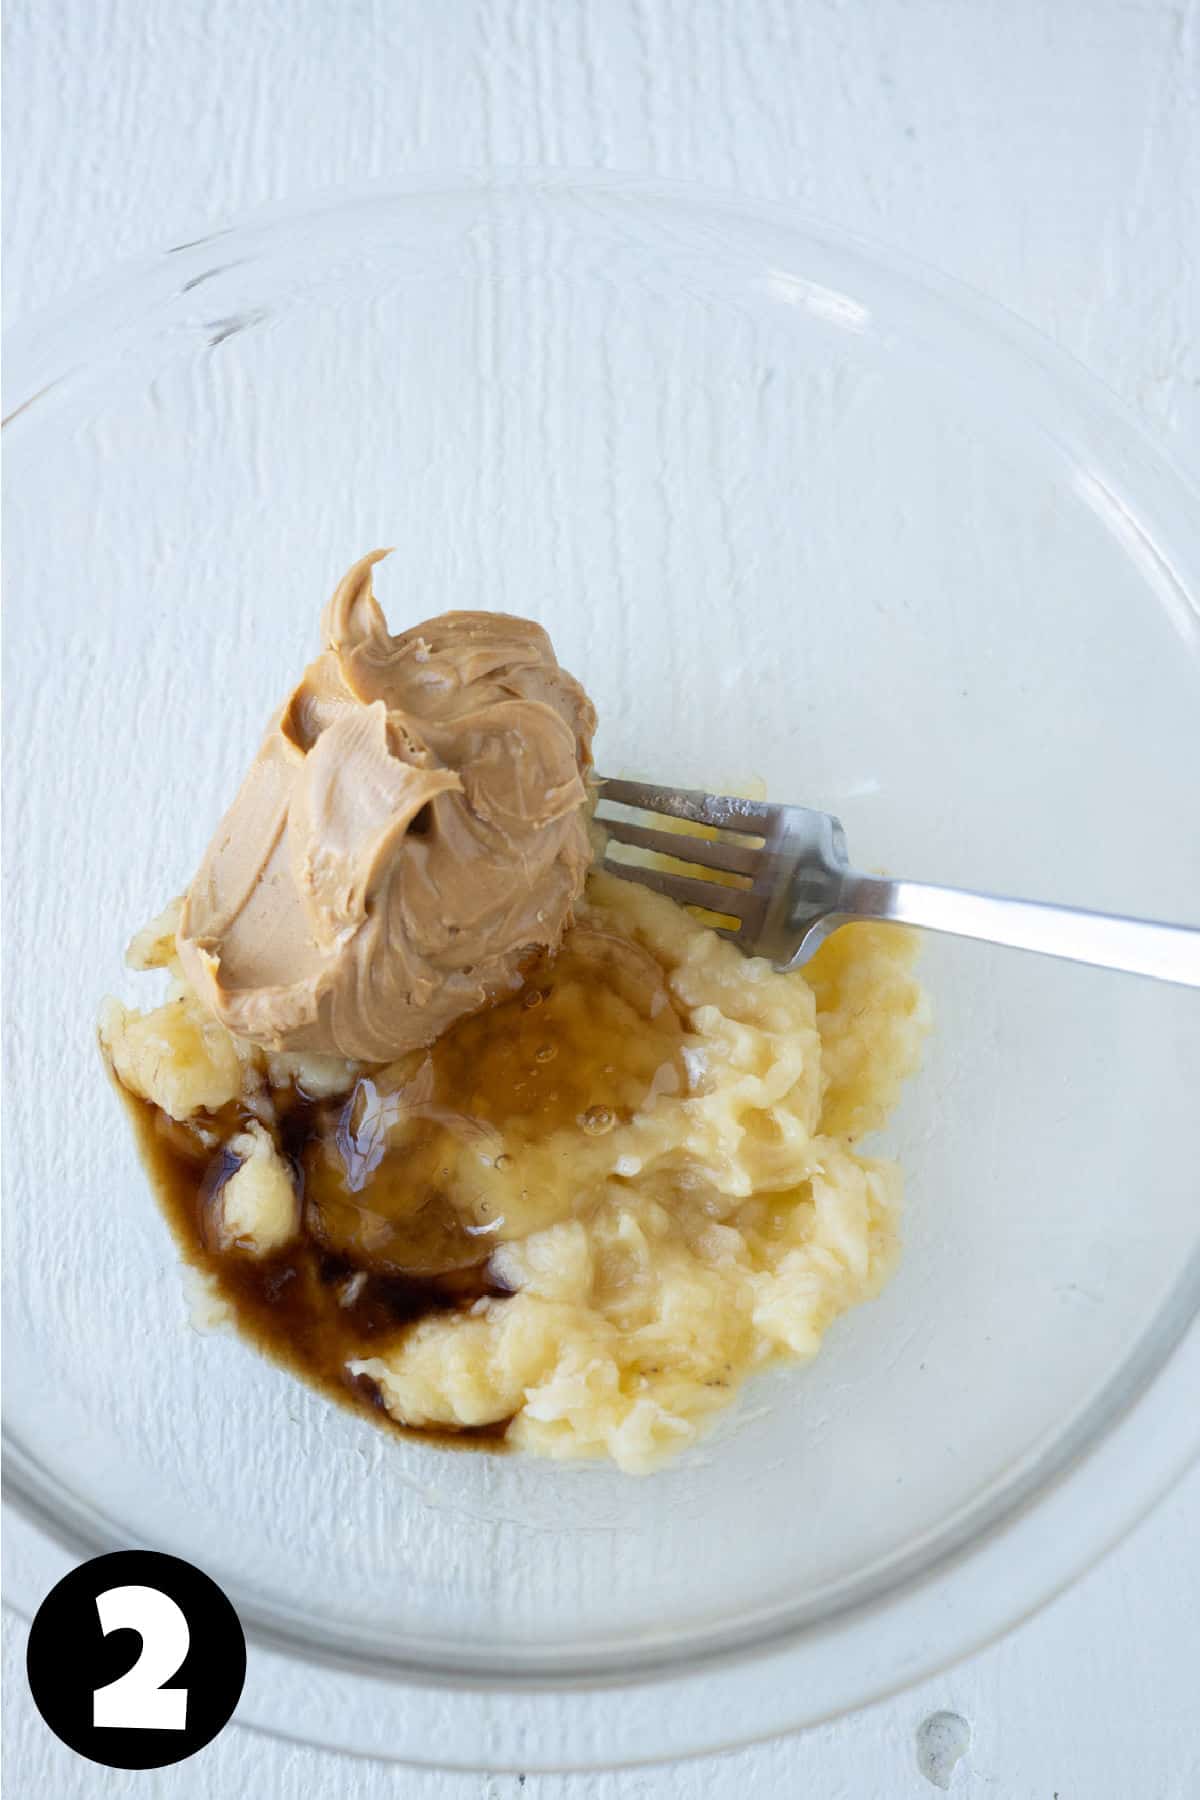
[4,173,1199,1771]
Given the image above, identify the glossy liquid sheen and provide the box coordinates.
[127,922,686,1445]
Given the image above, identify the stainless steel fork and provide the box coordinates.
[596,778,1200,988]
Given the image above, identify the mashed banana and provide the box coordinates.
[350,874,927,1469]
[102,877,928,1473]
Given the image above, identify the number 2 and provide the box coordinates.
[92,1585,189,1731]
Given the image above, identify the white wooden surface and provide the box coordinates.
[4,1,1198,1793]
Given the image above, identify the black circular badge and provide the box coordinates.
[26,1550,246,1769]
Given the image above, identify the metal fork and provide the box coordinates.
[596,778,1200,988]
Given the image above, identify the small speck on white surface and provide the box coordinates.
[4,0,1198,1794]
[916,1710,972,1789]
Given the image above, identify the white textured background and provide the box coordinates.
[4,1,1199,1794]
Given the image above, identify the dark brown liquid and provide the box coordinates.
[116,919,686,1449]
[122,1086,515,1448]
[302,923,683,1276]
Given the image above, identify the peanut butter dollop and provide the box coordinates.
[177,551,596,1061]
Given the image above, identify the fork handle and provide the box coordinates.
[841,874,1200,988]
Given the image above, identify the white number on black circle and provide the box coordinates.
[92,1585,189,1730]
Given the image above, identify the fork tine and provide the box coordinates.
[599,817,760,879]
[596,777,773,836]
[601,856,760,922]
